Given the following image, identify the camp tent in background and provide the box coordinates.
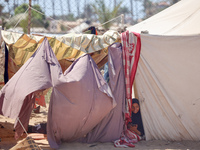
[127,0,200,35]
[127,0,200,141]
[0,0,200,148]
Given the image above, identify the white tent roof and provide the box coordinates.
[127,0,200,35]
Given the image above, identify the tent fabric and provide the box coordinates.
[1,30,120,80]
[1,30,120,53]
[47,49,116,147]
[127,0,200,35]
[79,42,125,143]
[0,38,116,147]
[134,33,200,141]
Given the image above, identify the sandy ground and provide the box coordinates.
[0,105,200,150]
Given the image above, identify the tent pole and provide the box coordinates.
[121,14,124,32]
[28,0,32,34]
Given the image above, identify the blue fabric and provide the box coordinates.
[103,62,109,83]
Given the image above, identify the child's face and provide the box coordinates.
[131,103,139,114]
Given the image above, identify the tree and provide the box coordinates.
[67,0,71,14]
[0,4,6,29]
[75,0,80,18]
[130,0,133,18]
[118,6,129,19]
[80,4,94,20]
[13,4,48,33]
[14,4,46,27]
[19,16,28,33]
[51,0,55,18]
[92,0,122,29]
[143,0,155,19]
[172,0,179,4]
[0,4,3,16]
[64,13,76,21]
[59,0,64,19]
[15,4,45,22]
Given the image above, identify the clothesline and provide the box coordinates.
[12,5,124,34]
[13,7,29,29]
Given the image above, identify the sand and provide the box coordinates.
[0,105,200,150]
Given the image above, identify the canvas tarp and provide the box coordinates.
[127,0,200,35]
[1,30,120,79]
[79,42,125,143]
[0,38,117,148]
[134,33,200,141]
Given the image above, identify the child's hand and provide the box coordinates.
[130,124,138,132]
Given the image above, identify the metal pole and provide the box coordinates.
[28,0,31,34]
[121,14,124,32]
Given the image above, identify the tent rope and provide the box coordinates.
[17,117,29,137]
[13,6,29,29]
[97,14,124,28]
[29,6,81,33]
[12,6,124,34]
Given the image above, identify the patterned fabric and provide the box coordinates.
[35,96,46,107]
[10,136,41,150]
[114,31,141,148]
[1,30,120,80]
[114,129,141,148]
[121,30,141,115]
[1,30,119,53]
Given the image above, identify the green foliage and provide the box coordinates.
[45,88,52,104]
[19,16,28,33]
[118,6,129,15]
[14,4,45,27]
[92,0,122,29]
[54,13,76,21]
[65,13,76,21]
[44,21,50,29]
[31,5,45,21]
[14,3,28,15]
[61,24,67,31]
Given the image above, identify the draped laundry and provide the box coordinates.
[0,38,116,148]
[79,42,126,143]
[121,31,141,115]
[1,30,120,79]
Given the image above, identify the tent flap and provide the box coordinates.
[135,34,200,141]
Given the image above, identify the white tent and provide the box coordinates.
[127,0,200,35]
[127,0,200,141]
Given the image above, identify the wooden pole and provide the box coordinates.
[28,0,31,34]
[121,14,124,32]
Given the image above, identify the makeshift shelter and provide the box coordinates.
[127,0,200,141]
[1,30,120,80]
[1,0,200,148]
[0,29,126,148]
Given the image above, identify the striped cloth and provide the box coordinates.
[114,31,141,148]
[121,30,141,116]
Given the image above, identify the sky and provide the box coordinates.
[1,0,167,21]
[1,0,144,19]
